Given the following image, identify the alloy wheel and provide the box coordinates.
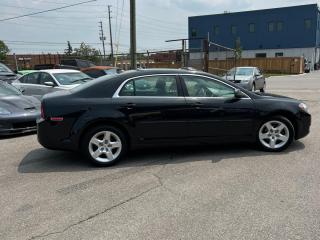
[259,120,290,150]
[88,130,122,163]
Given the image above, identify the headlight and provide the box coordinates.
[0,107,11,115]
[299,103,309,113]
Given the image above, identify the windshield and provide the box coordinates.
[235,68,254,76]
[0,63,13,73]
[53,72,92,85]
[0,82,21,96]
[104,68,119,75]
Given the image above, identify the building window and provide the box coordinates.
[275,52,284,57]
[231,25,237,34]
[191,29,197,37]
[249,23,255,33]
[277,22,283,32]
[256,53,267,58]
[305,19,312,29]
[268,22,274,32]
[214,25,220,35]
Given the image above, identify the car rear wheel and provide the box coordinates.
[257,116,294,152]
[82,126,127,167]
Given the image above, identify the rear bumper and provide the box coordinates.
[295,112,311,140]
[37,118,77,151]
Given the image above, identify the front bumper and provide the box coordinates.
[0,112,39,136]
[295,112,311,140]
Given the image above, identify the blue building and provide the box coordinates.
[188,4,320,67]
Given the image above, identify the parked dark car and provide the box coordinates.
[59,59,96,71]
[82,66,123,78]
[38,69,311,167]
[0,63,18,84]
[0,81,40,136]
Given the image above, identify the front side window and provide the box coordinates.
[182,75,234,98]
[39,73,55,85]
[119,75,178,97]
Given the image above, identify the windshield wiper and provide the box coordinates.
[71,78,92,84]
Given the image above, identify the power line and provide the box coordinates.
[0,0,97,22]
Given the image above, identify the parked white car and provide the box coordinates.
[13,69,92,99]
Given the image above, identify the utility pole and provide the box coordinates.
[108,5,114,66]
[98,21,106,61]
[130,0,137,69]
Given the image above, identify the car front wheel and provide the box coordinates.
[257,116,294,152]
[82,126,127,167]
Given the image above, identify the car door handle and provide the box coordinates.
[191,102,204,108]
[121,103,136,110]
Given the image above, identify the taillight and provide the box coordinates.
[41,104,45,119]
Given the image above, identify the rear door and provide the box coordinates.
[180,74,255,139]
[15,72,42,98]
[113,74,189,141]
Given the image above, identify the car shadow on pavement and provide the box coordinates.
[18,141,305,174]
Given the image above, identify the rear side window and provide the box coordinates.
[23,72,40,84]
[119,75,178,97]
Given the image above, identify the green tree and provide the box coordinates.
[64,41,73,55]
[73,42,100,63]
[0,40,10,61]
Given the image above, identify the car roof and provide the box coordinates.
[82,66,118,71]
[39,69,81,74]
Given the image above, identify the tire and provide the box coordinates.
[260,82,266,93]
[81,125,127,167]
[256,116,294,152]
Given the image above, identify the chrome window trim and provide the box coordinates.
[112,73,251,100]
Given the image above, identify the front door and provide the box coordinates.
[180,75,255,139]
[113,75,189,142]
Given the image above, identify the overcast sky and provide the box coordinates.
[0,0,319,54]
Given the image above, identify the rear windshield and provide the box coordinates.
[0,82,21,96]
[0,63,13,73]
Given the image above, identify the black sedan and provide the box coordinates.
[0,81,40,135]
[38,69,311,166]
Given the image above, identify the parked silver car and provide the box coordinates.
[13,69,92,99]
[224,67,266,92]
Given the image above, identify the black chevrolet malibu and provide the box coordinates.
[38,69,311,166]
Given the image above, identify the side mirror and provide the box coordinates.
[234,89,244,98]
[44,81,55,87]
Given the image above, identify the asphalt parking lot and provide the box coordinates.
[1,72,319,240]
